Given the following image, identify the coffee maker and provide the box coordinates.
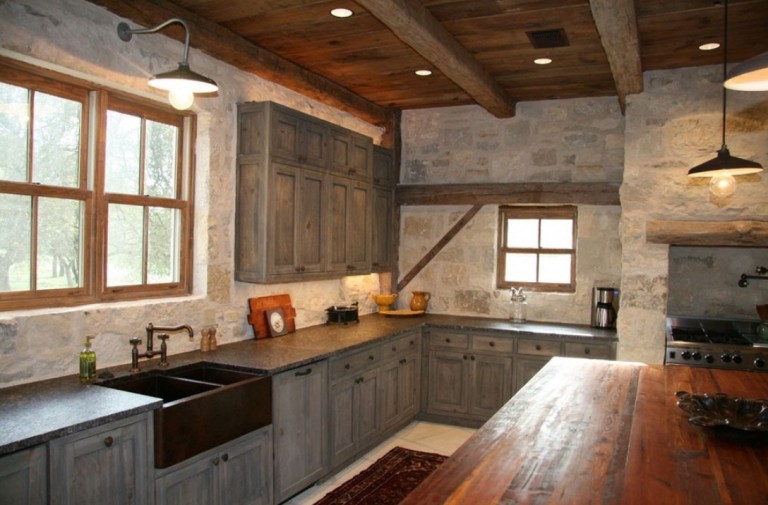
[591,287,619,329]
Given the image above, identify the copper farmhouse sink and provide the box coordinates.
[99,362,272,468]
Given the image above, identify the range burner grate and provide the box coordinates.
[670,327,752,346]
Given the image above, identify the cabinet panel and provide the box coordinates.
[564,342,613,360]
[0,445,46,505]
[331,129,372,180]
[327,177,371,274]
[514,357,552,394]
[470,355,513,417]
[330,368,380,468]
[429,330,469,350]
[517,339,561,356]
[273,362,328,503]
[218,428,272,505]
[372,146,395,187]
[471,334,515,353]
[270,108,328,169]
[296,169,325,274]
[427,350,469,414]
[372,186,394,271]
[155,455,217,505]
[331,347,381,381]
[50,413,151,505]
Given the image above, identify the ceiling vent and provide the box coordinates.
[526,29,570,49]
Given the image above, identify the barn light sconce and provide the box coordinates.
[725,50,768,91]
[117,18,218,110]
[687,0,762,197]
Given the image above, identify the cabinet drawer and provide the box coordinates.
[471,335,515,354]
[331,347,381,381]
[517,339,561,357]
[564,342,612,359]
[429,330,469,350]
[382,334,419,361]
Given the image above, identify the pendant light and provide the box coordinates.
[687,0,763,196]
[724,50,768,91]
[117,18,218,110]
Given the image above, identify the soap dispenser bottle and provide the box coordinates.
[79,335,96,383]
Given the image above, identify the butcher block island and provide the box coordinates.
[402,357,768,505]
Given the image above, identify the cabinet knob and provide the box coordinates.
[347,265,355,271]
[222,453,229,462]
[392,346,397,352]
[536,345,542,351]
[470,355,476,361]
[213,456,220,466]
[489,341,495,347]
[399,358,407,365]
[584,348,591,355]
[445,338,451,343]
[344,364,351,370]
[355,377,364,384]
[103,436,113,448]
[368,355,375,361]
[463,355,468,360]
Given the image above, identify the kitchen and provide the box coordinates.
[1,0,768,504]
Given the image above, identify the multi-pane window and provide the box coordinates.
[497,206,577,292]
[0,59,194,310]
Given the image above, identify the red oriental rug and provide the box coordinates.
[313,447,447,505]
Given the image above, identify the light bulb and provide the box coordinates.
[709,171,736,197]
[168,89,194,110]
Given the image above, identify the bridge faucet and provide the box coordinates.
[130,322,194,372]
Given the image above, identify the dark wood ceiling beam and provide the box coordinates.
[83,0,396,130]
[397,183,621,206]
[354,0,518,118]
[589,0,643,113]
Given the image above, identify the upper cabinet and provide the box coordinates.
[236,101,391,284]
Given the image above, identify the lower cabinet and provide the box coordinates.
[379,350,420,430]
[514,357,552,395]
[155,427,272,505]
[329,368,381,467]
[272,361,328,504]
[0,445,46,505]
[49,412,152,505]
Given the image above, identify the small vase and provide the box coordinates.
[410,291,431,311]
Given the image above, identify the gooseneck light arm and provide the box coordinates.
[118,18,191,67]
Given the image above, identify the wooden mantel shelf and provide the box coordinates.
[646,220,768,246]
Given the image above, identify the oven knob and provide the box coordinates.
[704,354,714,363]
[720,354,732,363]
[681,351,692,360]
[692,352,702,361]
[755,358,766,368]
[732,355,743,364]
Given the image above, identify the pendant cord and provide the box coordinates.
[721,0,728,149]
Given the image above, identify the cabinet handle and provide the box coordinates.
[347,265,355,271]
[470,355,476,361]
[489,341,495,347]
[399,358,407,365]
[372,262,380,267]
[355,377,364,384]
[222,453,229,462]
[369,355,375,361]
[344,364,351,370]
[392,346,397,352]
[213,456,220,466]
[349,169,357,175]
[536,345,542,351]
[463,355,468,360]
[445,338,451,343]
[295,368,313,376]
[103,436,113,448]
[410,340,414,346]
[584,348,591,355]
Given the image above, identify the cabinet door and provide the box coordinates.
[219,427,273,505]
[380,351,420,431]
[372,146,394,187]
[270,109,328,169]
[330,369,380,468]
[0,445,46,505]
[372,186,394,272]
[50,413,151,505]
[273,362,328,503]
[268,164,325,278]
[427,350,469,415]
[514,357,552,395]
[327,177,371,275]
[356,369,381,449]
[469,355,513,418]
[155,455,217,505]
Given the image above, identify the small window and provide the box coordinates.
[497,206,577,292]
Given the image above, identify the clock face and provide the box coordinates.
[270,312,285,332]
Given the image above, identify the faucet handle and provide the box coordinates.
[129,337,142,347]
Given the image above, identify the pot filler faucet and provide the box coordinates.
[130,322,194,372]
[738,266,768,288]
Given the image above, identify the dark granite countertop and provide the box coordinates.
[0,314,615,456]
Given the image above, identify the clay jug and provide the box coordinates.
[410,291,431,311]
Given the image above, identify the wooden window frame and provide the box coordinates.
[0,57,195,311]
[496,205,577,293]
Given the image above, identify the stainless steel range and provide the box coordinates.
[665,316,768,371]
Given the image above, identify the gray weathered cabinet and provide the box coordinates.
[49,412,152,505]
[0,445,46,505]
[371,146,395,272]
[236,101,378,283]
[379,332,421,431]
[154,426,272,505]
[272,361,328,503]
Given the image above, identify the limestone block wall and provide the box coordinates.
[398,99,624,324]
[620,66,768,363]
[0,0,384,387]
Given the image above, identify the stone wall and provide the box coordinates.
[0,0,384,387]
[620,66,768,363]
[398,99,624,325]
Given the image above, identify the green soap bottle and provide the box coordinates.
[79,335,96,383]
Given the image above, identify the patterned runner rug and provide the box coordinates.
[313,446,447,505]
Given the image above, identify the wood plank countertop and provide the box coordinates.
[402,357,768,505]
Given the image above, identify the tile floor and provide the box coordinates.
[282,421,477,505]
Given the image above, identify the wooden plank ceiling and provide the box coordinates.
[87,0,768,125]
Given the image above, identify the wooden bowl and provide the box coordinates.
[372,293,397,310]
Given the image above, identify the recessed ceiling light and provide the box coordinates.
[534,58,552,65]
[415,69,432,76]
[699,42,720,51]
[330,8,353,18]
